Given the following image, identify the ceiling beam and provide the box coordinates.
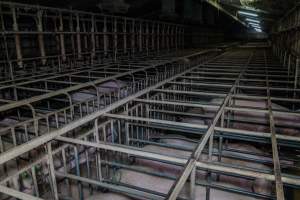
[204,0,248,28]
[219,1,282,15]
[241,14,275,22]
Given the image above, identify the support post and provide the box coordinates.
[37,10,46,65]
[11,6,22,68]
[59,12,66,62]
[91,15,96,61]
[103,16,108,57]
[76,14,82,59]
[47,142,59,200]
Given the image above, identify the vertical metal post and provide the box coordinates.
[162,24,165,50]
[59,12,66,62]
[95,19,100,56]
[265,50,285,200]
[114,17,118,62]
[31,166,40,197]
[84,137,92,194]
[82,21,88,53]
[69,13,76,62]
[288,54,291,81]
[62,148,71,196]
[76,14,82,59]
[1,5,14,81]
[11,6,23,68]
[152,22,155,51]
[146,22,149,55]
[74,145,84,200]
[139,20,142,52]
[94,119,103,181]
[182,27,185,49]
[91,15,96,61]
[167,24,170,51]
[294,58,299,105]
[206,132,214,200]
[37,10,46,65]
[171,25,175,49]
[123,18,127,54]
[131,19,135,57]
[157,23,160,53]
[175,26,178,51]
[47,142,59,200]
[189,167,195,200]
[10,168,20,200]
[103,16,108,57]
[283,51,287,67]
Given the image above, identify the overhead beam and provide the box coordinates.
[219,1,282,15]
[204,0,248,27]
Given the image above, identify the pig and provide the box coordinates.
[118,168,261,200]
[86,193,131,200]
[132,137,272,195]
[71,80,127,114]
[0,161,37,196]
[96,80,127,94]
[29,168,133,200]
[60,177,132,200]
[0,118,23,150]
[0,117,19,127]
[183,98,300,136]
[223,98,300,136]
[178,107,209,125]
[71,80,127,103]
[71,90,95,103]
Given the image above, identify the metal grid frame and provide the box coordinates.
[0,49,218,159]
[0,45,300,200]
[0,1,185,81]
[103,48,300,200]
[0,47,220,199]
[272,2,300,72]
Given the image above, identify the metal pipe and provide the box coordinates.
[11,6,23,68]
[37,10,46,65]
[76,14,82,60]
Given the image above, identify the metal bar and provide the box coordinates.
[56,172,164,200]
[0,185,43,200]
[47,142,59,200]
[166,52,253,200]
[55,135,300,186]
[11,5,22,68]
[0,49,217,113]
[265,51,285,200]
[0,55,204,164]
[204,0,248,27]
